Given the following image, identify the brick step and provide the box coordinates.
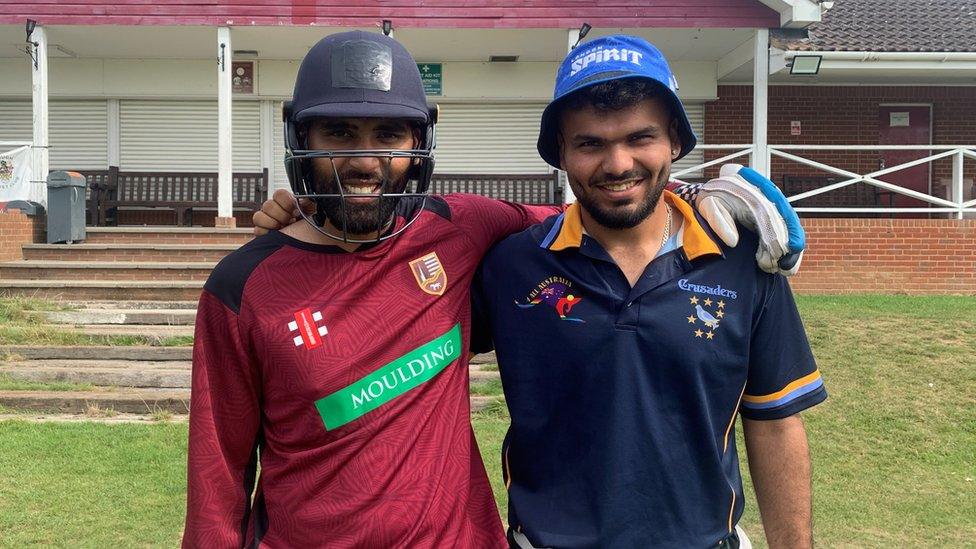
[0,345,191,361]
[23,243,238,262]
[0,280,203,301]
[0,360,191,388]
[31,308,197,325]
[45,324,195,338]
[0,390,496,414]
[83,227,253,245]
[0,261,216,281]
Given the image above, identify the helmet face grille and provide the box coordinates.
[282,118,437,244]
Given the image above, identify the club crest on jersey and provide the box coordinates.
[515,276,585,322]
[289,308,328,349]
[684,293,728,342]
[409,252,447,296]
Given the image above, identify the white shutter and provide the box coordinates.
[434,102,550,174]
[0,100,108,170]
[672,103,705,179]
[50,100,108,170]
[120,99,261,172]
[0,101,33,143]
[272,101,289,191]
[233,101,261,172]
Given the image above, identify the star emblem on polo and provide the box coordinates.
[409,252,448,296]
[678,278,737,342]
[289,308,328,349]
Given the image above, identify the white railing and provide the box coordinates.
[673,144,976,219]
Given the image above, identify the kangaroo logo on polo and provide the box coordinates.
[409,252,448,296]
[315,324,461,430]
[516,276,585,323]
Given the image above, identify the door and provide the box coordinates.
[878,104,931,211]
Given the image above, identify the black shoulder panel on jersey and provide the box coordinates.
[204,233,285,315]
[423,195,451,221]
[392,195,450,224]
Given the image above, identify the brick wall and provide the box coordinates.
[791,218,976,295]
[704,85,976,209]
[0,211,45,261]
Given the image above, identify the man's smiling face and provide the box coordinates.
[558,96,679,230]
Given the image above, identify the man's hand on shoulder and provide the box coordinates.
[669,164,805,276]
[253,189,314,235]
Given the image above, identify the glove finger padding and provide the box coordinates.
[695,174,790,274]
[698,195,739,248]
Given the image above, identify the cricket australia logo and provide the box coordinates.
[409,252,447,296]
[515,276,585,323]
[679,279,735,342]
[289,308,328,349]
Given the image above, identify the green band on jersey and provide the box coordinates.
[315,323,462,430]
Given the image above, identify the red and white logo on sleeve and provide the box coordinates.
[288,308,328,349]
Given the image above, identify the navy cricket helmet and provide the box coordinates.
[283,30,439,243]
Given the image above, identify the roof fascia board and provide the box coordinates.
[759,0,822,28]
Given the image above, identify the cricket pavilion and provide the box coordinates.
[0,0,973,297]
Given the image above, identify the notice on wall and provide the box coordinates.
[418,63,442,95]
[889,112,910,127]
[233,61,255,94]
[791,120,802,136]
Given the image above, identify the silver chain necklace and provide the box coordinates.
[661,201,673,250]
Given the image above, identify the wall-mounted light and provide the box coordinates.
[25,19,39,69]
[382,20,393,36]
[572,22,591,49]
[789,54,822,75]
[218,43,226,71]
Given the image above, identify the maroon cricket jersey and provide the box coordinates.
[183,194,558,548]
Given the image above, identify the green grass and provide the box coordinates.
[0,296,972,546]
[0,298,193,347]
[0,421,188,547]
[0,373,94,392]
[470,377,504,396]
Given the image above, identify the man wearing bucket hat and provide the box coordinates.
[241,30,814,548]
[471,35,825,548]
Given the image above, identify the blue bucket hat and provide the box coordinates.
[537,34,697,169]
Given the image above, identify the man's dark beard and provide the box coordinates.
[572,166,670,230]
[311,163,409,236]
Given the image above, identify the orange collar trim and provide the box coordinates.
[547,190,722,260]
[665,190,723,260]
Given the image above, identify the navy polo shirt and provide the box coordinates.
[472,191,826,548]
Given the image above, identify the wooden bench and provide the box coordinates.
[430,173,562,204]
[86,167,268,226]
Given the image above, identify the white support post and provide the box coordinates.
[260,100,275,191]
[752,28,770,177]
[952,150,964,220]
[107,99,120,168]
[216,27,234,227]
[30,25,49,206]
[561,28,577,204]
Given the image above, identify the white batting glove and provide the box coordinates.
[671,164,805,276]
